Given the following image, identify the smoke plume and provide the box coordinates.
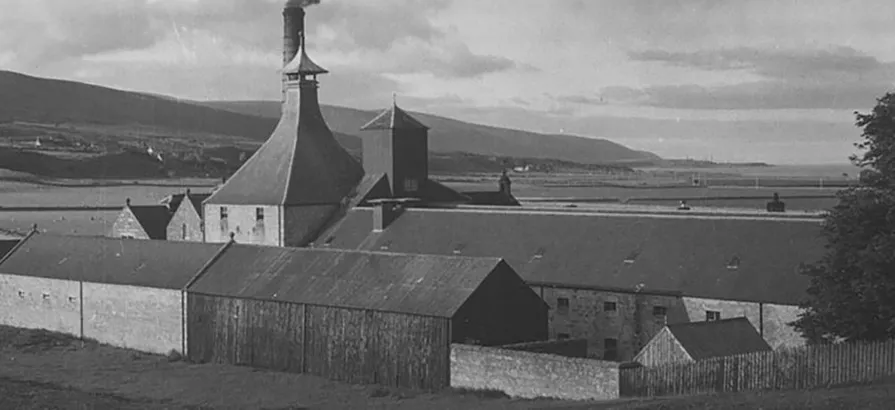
[288,0,321,8]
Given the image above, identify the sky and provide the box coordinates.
[2,0,895,164]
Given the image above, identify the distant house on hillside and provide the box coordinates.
[109,199,173,240]
[633,317,772,367]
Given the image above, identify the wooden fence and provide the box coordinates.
[620,339,895,397]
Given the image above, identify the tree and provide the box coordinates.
[793,92,895,343]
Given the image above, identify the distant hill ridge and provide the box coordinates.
[0,70,660,165]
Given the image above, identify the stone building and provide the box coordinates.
[315,205,825,361]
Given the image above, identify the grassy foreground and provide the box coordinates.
[2,325,893,409]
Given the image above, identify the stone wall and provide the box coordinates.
[204,204,281,246]
[762,303,806,349]
[82,283,183,355]
[0,274,81,337]
[450,343,619,401]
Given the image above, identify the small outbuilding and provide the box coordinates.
[633,317,772,367]
[0,232,227,355]
[186,244,548,389]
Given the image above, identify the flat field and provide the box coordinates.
[0,181,214,208]
[0,210,121,236]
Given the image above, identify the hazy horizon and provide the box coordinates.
[2,0,891,165]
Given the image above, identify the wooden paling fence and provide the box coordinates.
[620,339,895,398]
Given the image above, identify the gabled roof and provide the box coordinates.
[161,192,212,218]
[361,103,429,131]
[462,191,521,207]
[315,207,825,305]
[128,205,173,240]
[0,240,19,260]
[190,244,504,318]
[422,179,472,203]
[204,74,363,207]
[0,234,225,289]
[666,318,772,360]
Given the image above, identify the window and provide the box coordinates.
[603,338,618,361]
[603,301,618,312]
[403,178,419,193]
[557,297,570,315]
[706,311,721,321]
[557,333,570,340]
[727,256,741,270]
[220,206,228,220]
[17,290,25,298]
[653,306,667,317]
[255,207,264,222]
[182,223,187,240]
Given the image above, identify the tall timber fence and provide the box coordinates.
[620,339,895,398]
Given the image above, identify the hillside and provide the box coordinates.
[0,70,658,165]
[199,100,661,165]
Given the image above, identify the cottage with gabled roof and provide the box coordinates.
[203,15,364,247]
[633,317,772,367]
[110,198,173,240]
[186,243,548,389]
[164,189,210,242]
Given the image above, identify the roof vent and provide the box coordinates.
[323,236,334,247]
[727,256,741,270]
[453,243,466,255]
[624,249,641,264]
[380,240,392,251]
[531,247,546,261]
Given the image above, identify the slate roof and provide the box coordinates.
[667,318,772,360]
[361,103,429,131]
[167,192,212,218]
[0,234,226,289]
[462,191,521,206]
[128,205,173,240]
[0,240,19,260]
[314,207,825,305]
[190,244,505,318]
[204,68,363,206]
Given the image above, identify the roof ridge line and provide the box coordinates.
[406,206,824,223]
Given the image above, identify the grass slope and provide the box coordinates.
[200,100,661,165]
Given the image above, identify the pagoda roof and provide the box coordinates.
[361,103,429,131]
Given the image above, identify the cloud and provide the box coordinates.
[554,94,607,106]
[613,46,895,110]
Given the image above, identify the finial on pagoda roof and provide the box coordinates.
[283,27,328,77]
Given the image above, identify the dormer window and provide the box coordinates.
[727,256,741,270]
[403,178,419,193]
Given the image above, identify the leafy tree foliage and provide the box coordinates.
[793,92,895,343]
